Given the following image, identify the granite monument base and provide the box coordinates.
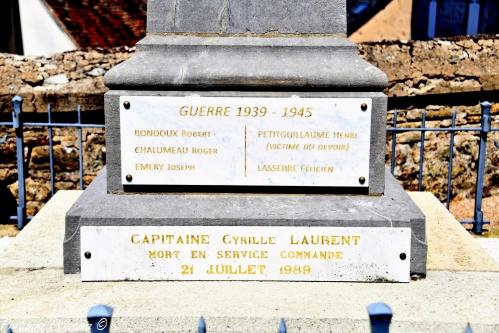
[64,168,427,277]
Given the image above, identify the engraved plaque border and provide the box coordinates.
[119,96,372,188]
[81,226,411,282]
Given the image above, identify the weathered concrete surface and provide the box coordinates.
[411,192,499,272]
[1,190,498,332]
[64,168,426,275]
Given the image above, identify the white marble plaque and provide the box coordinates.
[120,96,371,187]
[80,226,411,282]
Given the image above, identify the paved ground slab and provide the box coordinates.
[0,191,498,332]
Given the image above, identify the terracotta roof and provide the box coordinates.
[43,0,146,48]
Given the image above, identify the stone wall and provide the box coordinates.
[0,36,498,218]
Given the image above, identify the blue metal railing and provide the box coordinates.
[3,302,474,332]
[0,96,497,234]
[387,101,497,234]
[0,96,104,229]
[427,0,482,39]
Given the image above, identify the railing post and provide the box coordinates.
[278,318,287,333]
[466,0,480,36]
[472,101,491,234]
[87,304,113,333]
[367,302,392,333]
[198,316,206,333]
[390,111,398,175]
[12,95,27,230]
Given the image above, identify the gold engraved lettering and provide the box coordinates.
[131,234,140,244]
[135,146,189,154]
[135,163,164,171]
[191,147,218,155]
[266,143,300,151]
[257,131,329,139]
[181,130,211,138]
[206,264,266,275]
[132,234,210,245]
[134,129,178,137]
[257,164,296,172]
[332,131,358,140]
[191,250,207,259]
[222,234,276,245]
[179,105,231,117]
[280,250,343,260]
[216,250,268,259]
[317,143,350,152]
[300,165,334,173]
[290,235,360,245]
[167,164,196,171]
[148,250,180,259]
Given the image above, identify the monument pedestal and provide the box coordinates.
[64,0,427,281]
[64,168,426,277]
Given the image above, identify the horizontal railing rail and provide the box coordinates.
[387,101,495,234]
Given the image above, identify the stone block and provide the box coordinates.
[104,90,387,195]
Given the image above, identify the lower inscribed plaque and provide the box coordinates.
[119,96,372,187]
[80,226,411,282]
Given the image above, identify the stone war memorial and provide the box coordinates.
[63,0,427,282]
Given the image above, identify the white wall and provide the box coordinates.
[19,0,77,56]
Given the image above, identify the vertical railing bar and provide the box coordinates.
[418,111,426,192]
[12,96,27,229]
[466,0,480,36]
[278,318,287,333]
[77,105,84,190]
[367,302,393,333]
[47,104,55,196]
[472,101,491,234]
[198,316,207,333]
[427,0,438,39]
[446,110,457,209]
[390,110,398,175]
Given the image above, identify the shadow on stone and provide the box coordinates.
[0,181,17,224]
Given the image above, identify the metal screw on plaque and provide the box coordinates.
[123,101,130,109]
[399,253,407,261]
[87,304,113,333]
[359,176,366,185]
[198,316,206,333]
[84,251,92,259]
[278,318,287,333]
[367,302,392,333]
[126,174,133,182]
[361,103,368,111]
